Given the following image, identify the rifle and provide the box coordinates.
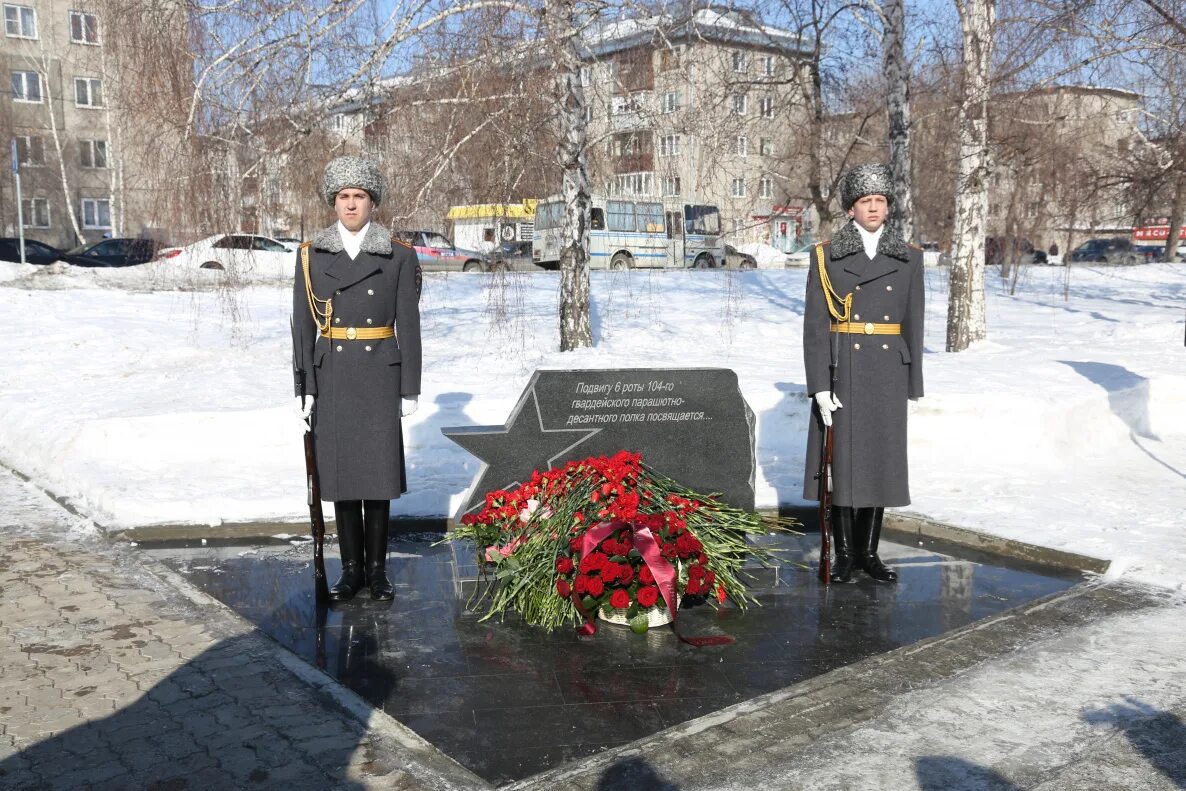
[816,422,834,584]
[303,424,330,604]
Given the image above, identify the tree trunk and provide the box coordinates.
[946,0,995,353]
[548,0,593,351]
[807,29,838,241]
[884,0,914,243]
[1165,173,1185,263]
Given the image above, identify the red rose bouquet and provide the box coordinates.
[449,451,800,634]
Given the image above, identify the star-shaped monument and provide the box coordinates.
[442,389,597,517]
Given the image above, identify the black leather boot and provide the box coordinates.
[856,507,898,583]
[329,501,366,602]
[829,507,857,583]
[363,499,394,601]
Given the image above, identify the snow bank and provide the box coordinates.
[1,264,1184,588]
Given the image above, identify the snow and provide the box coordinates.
[1,261,1184,589]
[737,242,792,268]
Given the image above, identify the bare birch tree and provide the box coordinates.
[946,0,995,353]
[882,0,914,241]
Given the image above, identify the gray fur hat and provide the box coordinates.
[839,163,894,211]
[322,155,385,207]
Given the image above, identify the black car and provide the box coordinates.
[64,238,162,267]
[0,238,65,265]
[1069,238,1141,265]
[490,240,550,272]
[986,236,1048,266]
[723,243,757,269]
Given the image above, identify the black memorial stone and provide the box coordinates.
[441,367,756,516]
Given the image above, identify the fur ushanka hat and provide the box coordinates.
[839,163,894,211]
[322,155,385,207]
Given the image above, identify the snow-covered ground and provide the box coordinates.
[2,260,1184,588]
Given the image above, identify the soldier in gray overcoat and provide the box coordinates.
[802,164,924,583]
[292,155,422,602]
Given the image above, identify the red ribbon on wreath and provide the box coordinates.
[570,520,733,647]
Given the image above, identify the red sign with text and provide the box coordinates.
[1133,225,1186,242]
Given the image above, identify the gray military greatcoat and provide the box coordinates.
[292,223,422,502]
[802,221,924,507]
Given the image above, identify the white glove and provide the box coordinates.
[814,391,842,427]
[293,395,314,428]
[401,396,419,417]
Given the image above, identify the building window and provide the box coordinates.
[11,70,41,102]
[731,93,747,115]
[732,51,747,73]
[763,55,774,77]
[15,134,44,166]
[731,178,746,198]
[660,134,681,157]
[612,172,654,197]
[81,139,108,169]
[759,95,774,119]
[81,198,111,229]
[579,65,591,86]
[736,136,748,157]
[584,103,593,123]
[22,198,49,228]
[759,177,773,199]
[74,77,103,107]
[662,91,680,114]
[611,93,645,115]
[663,176,681,197]
[69,10,98,44]
[759,137,772,156]
[659,46,682,72]
[3,4,36,38]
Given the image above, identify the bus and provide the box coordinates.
[532,195,725,270]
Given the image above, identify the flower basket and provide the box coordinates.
[445,451,800,637]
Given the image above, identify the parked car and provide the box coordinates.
[1069,238,1141,265]
[392,230,488,273]
[274,237,302,249]
[160,233,294,278]
[490,240,550,272]
[723,243,757,270]
[0,238,65,265]
[63,238,162,267]
[985,236,1048,267]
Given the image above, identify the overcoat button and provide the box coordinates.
[366,318,373,324]
[854,314,860,320]
[334,317,341,324]
[365,345,372,351]
[884,315,890,321]
[368,289,374,295]
[854,343,861,350]
[335,290,341,295]
[882,343,889,350]
[886,285,893,291]
[855,285,861,291]
[335,345,343,352]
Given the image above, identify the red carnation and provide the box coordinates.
[586,576,605,597]
[609,589,630,609]
[636,585,660,608]
[556,578,572,598]
[639,566,655,585]
[616,564,635,585]
[555,556,574,574]
[574,575,590,594]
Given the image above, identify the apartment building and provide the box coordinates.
[1,0,186,249]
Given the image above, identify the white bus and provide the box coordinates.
[532,195,725,270]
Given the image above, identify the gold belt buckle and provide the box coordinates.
[345,327,357,340]
[863,322,875,335]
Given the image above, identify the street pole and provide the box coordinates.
[11,139,26,265]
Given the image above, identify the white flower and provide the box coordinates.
[519,498,553,523]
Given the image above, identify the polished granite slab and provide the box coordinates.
[141,525,1083,785]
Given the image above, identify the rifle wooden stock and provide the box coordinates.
[817,424,834,584]
[303,430,330,604]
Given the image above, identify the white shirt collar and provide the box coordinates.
[855,222,884,260]
[337,221,370,260]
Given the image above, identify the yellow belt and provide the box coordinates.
[320,326,396,340]
[831,322,901,336]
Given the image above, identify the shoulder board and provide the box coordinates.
[393,238,413,249]
[299,241,313,249]
[817,239,830,246]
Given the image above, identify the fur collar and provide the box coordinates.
[829,220,910,262]
[311,223,392,256]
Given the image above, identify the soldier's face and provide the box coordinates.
[335,188,373,232]
[848,194,888,233]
